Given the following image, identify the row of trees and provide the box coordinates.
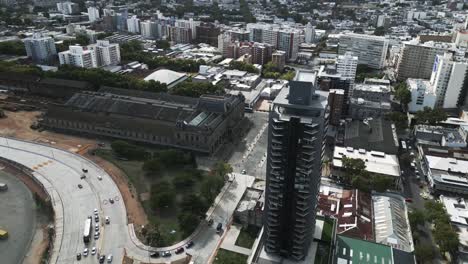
[409,201,459,263]
[414,107,448,125]
[47,65,168,92]
[341,157,394,192]
[394,82,411,110]
[0,41,27,56]
[228,61,259,74]
[171,80,225,97]
[121,40,204,72]
[262,62,296,81]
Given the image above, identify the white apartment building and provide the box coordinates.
[88,40,121,66]
[338,33,389,69]
[87,6,100,22]
[127,15,140,34]
[141,20,160,39]
[58,45,97,68]
[56,1,79,15]
[430,53,468,109]
[175,18,200,40]
[23,32,57,64]
[337,52,358,96]
[304,22,315,43]
[407,79,437,113]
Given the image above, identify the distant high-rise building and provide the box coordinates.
[141,20,161,40]
[218,33,231,56]
[336,52,358,96]
[58,45,97,68]
[23,33,57,64]
[304,22,315,43]
[396,40,454,81]
[196,23,220,46]
[247,23,302,61]
[57,1,79,15]
[87,6,100,22]
[168,26,193,44]
[88,40,121,67]
[328,89,345,126]
[175,18,201,40]
[430,53,468,109]
[338,33,388,69]
[264,70,329,260]
[127,16,140,34]
[252,43,273,65]
[272,51,286,70]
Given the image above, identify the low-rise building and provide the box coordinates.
[234,187,264,228]
[40,87,245,154]
[332,146,401,188]
[407,78,437,113]
[349,97,391,120]
[143,69,188,89]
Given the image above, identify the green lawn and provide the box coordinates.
[213,249,248,264]
[235,226,260,249]
[95,148,207,246]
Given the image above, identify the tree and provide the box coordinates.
[213,161,233,179]
[229,61,259,74]
[142,159,162,174]
[173,173,195,188]
[342,157,366,184]
[121,40,143,53]
[178,212,199,236]
[374,26,387,36]
[201,175,224,203]
[415,243,436,264]
[180,193,207,216]
[371,175,393,192]
[171,80,225,97]
[0,41,26,56]
[151,181,175,209]
[433,223,459,253]
[385,112,408,129]
[145,223,164,246]
[111,140,149,160]
[415,107,448,125]
[409,209,426,230]
[156,40,170,50]
[394,82,411,109]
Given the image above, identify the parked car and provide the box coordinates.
[162,251,171,257]
[76,253,81,260]
[82,168,88,173]
[99,255,105,263]
[83,248,88,256]
[150,252,160,258]
[109,198,114,204]
[405,198,413,203]
[105,216,110,224]
[175,248,184,254]
[78,184,83,189]
[216,223,223,233]
[91,247,96,255]
[186,241,194,248]
[107,254,113,263]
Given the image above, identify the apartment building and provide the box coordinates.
[338,33,389,69]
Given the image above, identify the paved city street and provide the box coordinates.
[0,137,254,264]
[228,112,269,179]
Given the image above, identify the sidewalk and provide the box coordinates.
[220,225,251,256]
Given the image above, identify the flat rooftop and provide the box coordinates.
[333,146,400,177]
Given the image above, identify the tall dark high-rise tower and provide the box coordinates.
[264,70,329,261]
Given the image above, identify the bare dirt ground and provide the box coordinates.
[0,110,148,226]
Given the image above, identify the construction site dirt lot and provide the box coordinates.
[0,110,148,226]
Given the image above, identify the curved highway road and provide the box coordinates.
[0,137,254,264]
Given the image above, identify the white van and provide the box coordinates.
[107,255,113,263]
